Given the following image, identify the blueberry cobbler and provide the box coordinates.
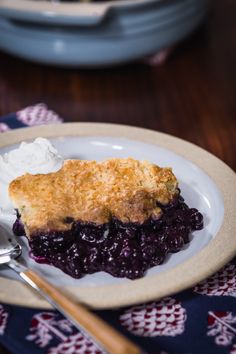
[9,158,203,280]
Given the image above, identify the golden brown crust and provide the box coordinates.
[9,158,178,236]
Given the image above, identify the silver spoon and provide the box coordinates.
[0,225,141,354]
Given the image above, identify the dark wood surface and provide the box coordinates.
[0,0,235,353]
[0,0,236,169]
[0,0,236,172]
[0,0,236,171]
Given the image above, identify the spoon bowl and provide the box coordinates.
[0,225,22,264]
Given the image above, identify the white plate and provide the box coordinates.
[0,123,235,309]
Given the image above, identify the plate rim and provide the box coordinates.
[0,122,236,309]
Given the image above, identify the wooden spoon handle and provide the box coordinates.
[19,269,141,354]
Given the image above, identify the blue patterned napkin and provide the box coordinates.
[0,104,236,354]
[0,103,62,132]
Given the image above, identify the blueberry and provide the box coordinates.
[142,245,155,260]
[174,209,185,223]
[150,255,165,266]
[12,219,25,236]
[167,234,184,252]
[120,246,132,258]
[189,209,204,230]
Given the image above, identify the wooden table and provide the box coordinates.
[0,0,235,352]
[0,0,235,173]
[0,0,235,171]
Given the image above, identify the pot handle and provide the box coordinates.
[0,0,161,26]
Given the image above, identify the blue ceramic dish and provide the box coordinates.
[0,0,209,67]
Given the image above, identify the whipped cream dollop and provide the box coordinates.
[0,137,63,214]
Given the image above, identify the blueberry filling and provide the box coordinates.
[13,192,203,279]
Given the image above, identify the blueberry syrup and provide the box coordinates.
[13,192,203,279]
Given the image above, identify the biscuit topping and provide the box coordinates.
[9,158,178,236]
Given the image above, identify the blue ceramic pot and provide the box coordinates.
[0,0,209,66]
